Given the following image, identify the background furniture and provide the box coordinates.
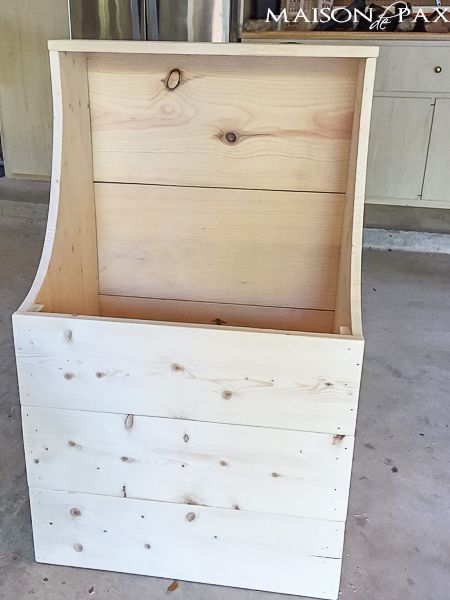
[0,0,69,180]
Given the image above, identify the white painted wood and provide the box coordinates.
[365,97,434,203]
[29,488,344,599]
[48,39,378,58]
[375,46,450,94]
[14,313,364,436]
[0,1,69,179]
[23,406,354,521]
[422,99,450,205]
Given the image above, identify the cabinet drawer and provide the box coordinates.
[375,46,450,93]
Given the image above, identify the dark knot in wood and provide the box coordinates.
[166,69,181,90]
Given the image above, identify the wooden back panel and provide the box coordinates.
[88,54,358,192]
[95,183,344,311]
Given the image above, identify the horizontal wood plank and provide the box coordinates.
[88,54,358,192]
[23,406,354,521]
[13,313,363,435]
[29,488,344,599]
[95,184,344,310]
[100,295,335,333]
[48,39,379,57]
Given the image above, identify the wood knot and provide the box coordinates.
[186,512,196,522]
[64,372,74,380]
[183,433,189,443]
[171,363,184,373]
[166,68,181,91]
[333,434,346,444]
[73,543,83,552]
[225,131,237,143]
[70,508,81,517]
[222,390,233,400]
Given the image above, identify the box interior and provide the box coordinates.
[25,51,365,336]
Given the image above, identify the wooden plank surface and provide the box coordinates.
[95,184,344,310]
[48,39,379,57]
[14,313,363,435]
[88,54,358,192]
[18,52,100,316]
[23,406,354,521]
[100,295,335,333]
[29,488,344,599]
[334,58,376,336]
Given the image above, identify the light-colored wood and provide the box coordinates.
[334,58,376,336]
[29,487,344,599]
[0,0,69,179]
[422,99,450,205]
[18,52,100,316]
[95,184,344,310]
[48,39,379,57]
[100,295,335,333]
[88,54,358,192]
[23,406,354,521]
[13,43,374,599]
[365,97,434,203]
[14,313,364,436]
[244,36,450,210]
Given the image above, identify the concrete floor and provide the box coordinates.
[1,212,450,600]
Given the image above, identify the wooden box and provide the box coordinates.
[13,41,378,600]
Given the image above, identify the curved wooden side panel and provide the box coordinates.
[334,57,377,337]
[17,51,99,315]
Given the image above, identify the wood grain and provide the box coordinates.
[23,406,354,521]
[14,313,363,435]
[48,39,379,57]
[29,488,344,599]
[18,51,99,316]
[95,183,344,310]
[88,54,358,192]
[99,295,335,333]
[334,58,376,336]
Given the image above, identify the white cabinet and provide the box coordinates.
[422,99,450,205]
[366,97,434,204]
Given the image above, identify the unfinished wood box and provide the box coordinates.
[13,41,378,600]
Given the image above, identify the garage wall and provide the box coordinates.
[0,0,69,180]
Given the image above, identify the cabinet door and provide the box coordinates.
[422,99,450,205]
[366,97,434,204]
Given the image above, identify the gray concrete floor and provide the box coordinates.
[1,212,450,600]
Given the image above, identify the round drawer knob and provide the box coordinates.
[434,66,443,74]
